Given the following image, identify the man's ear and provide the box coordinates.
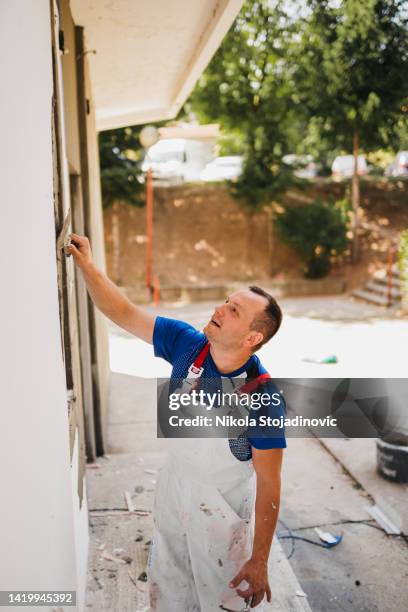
[247,331,263,350]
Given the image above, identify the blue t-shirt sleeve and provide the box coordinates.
[153,316,203,365]
[247,379,287,450]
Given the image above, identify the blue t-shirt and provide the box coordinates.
[153,316,286,457]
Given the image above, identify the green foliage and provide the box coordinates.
[335,196,353,220]
[99,123,167,208]
[397,117,408,150]
[99,126,145,208]
[188,0,408,198]
[275,200,349,278]
[292,0,408,152]
[190,0,298,207]
[288,117,341,175]
[230,152,295,209]
[216,130,246,156]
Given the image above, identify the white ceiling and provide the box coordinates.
[71,0,244,131]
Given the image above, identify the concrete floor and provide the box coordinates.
[280,437,408,612]
[108,295,407,379]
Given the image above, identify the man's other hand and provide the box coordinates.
[229,559,272,608]
[67,233,93,269]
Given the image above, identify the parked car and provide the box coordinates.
[331,154,368,178]
[282,154,318,179]
[200,156,243,182]
[384,151,408,177]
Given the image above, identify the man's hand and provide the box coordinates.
[66,232,155,343]
[67,233,93,270]
[229,559,272,608]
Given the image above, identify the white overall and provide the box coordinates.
[148,348,267,611]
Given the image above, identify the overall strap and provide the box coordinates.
[190,341,271,395]
[237,373,271,395]
[188,341,210,378]
[192,342,211,369]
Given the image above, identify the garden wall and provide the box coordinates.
[103,185,299,287]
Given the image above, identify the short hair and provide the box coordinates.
[248,286,282,351]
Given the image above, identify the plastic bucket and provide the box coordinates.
[376,438,408,483]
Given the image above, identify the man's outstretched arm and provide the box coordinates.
[67,233,155,344]
[229,447,283,608]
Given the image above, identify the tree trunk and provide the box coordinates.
[351,130,360,263]
[111,200,121,284]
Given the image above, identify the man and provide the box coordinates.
[68,233,286,611]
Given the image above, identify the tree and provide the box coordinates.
[189,0,298,208]
[98,126,147,282]
[291,0,408,260]
[99,126,146,209]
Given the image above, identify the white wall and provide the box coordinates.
[0,1,82,609]
[83,62,111,448]
[71,431,90,611]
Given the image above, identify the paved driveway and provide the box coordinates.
[109,295,407,379]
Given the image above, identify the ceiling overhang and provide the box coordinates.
[71,0,244,131]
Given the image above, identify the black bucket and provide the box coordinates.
[376,438,408,483]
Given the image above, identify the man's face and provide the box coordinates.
[203,290,266,352]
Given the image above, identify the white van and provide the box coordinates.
[142,138,212,183]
